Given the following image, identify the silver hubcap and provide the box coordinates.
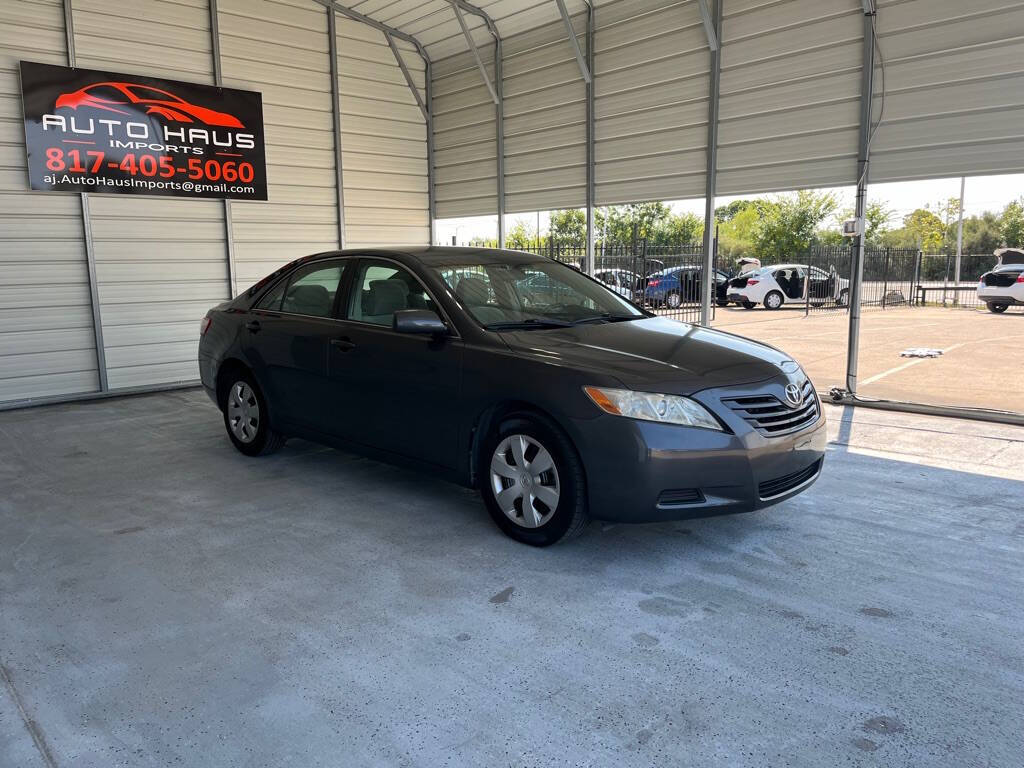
[667,292,681,308]
[489,434,560,529]
[228,381,260,444]
[767,293,782,308]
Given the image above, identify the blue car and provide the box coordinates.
[645,267,732,309]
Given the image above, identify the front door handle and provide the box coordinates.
[331,337,356,352]
[245,320,261,333]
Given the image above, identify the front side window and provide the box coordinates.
[432,258,645,329]
[349,261,438,327]
[280,261,345,318]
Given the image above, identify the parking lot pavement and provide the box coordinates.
[712,305,1024,411]
[1,391,1022,767]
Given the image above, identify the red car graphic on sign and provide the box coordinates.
[55,82,244,128]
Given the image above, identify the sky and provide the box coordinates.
[435,173,1024,245]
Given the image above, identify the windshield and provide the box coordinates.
[432,259,646,329]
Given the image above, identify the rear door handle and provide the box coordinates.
[245,320,261,333]
[331,337,356,352]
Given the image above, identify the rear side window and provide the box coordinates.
[281,262,346,318]
[254,279,287,311]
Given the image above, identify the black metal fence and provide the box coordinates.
[516,242,939,323]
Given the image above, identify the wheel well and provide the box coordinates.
[468,400,576,487]
[214,358,252,409]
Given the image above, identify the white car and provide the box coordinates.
[727,263,849,310]
[594,268,640,299]
[977,248,1024,313]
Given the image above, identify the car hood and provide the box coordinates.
[498,316,791,394]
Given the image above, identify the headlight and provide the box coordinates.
[583,386,723,431]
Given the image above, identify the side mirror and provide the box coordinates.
[393,309,447,336]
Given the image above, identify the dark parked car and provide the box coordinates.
[644,266,732,308]
[199,248,826,546]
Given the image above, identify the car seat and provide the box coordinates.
[284,284,331,316]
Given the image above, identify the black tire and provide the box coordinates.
[480,413,588,546]
[764,290,784,310]
[220,371,286,456]
[987,302,1009,314]
[715,298,729,307]
[837,288,850,308]
[741,301,756,310]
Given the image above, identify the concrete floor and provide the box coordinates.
[1,390,1022,767]
[712,305,1024,411]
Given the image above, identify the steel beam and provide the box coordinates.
[452,4,499,104]
[699,0,723,326]
[327,6,347,249]
[386,32,429,122]
[63,0,108,392]
[697,0,719,51]
[554,0,591,83]
[585,1,595,274]
[209,0,238,296]
[845,5,876,394]
[425,58,437,245]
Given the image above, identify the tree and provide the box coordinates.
[961,211,1002,255]
[603,202,670,245]
[752,190,839,258]
[653,212,703,245]
[715,199,756,222]
[548,208,586,247]
[1001,198,1024,248]
[828,200,894,246]
[505,218,534,250]
[901,208,945,251]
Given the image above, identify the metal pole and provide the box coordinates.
[63,0,108,392]
[585,1,595,275]
[845,4,876,394]
[425,57,436,246]
[699,0,722,326]
[210,0,238,295]
[327,6,347,249]
[495,34,505,248]
[954,175,965,306]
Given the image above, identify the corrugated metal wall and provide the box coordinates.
[71,0,231,389]
[716,0,863,196]
[432,46,498,219]
[870,0,1024,182]
[218,0,340,291]
[594,0,710,206]
[335,15,429,246]
[503,11,587,213]
[0,0,99,403]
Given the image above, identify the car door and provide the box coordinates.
[326,258,463,469]
[242,259,348,429]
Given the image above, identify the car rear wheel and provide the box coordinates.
[481,415,588,546]
[837,288,850,307]
[764,290,784,310]
[741,301,756,310]
[666,291,682,309]
[987,302,1009,313]
[221,374,285,456]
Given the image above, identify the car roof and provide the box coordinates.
[304,246,566,267]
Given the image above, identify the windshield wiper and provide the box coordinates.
[571,313,640,325]
[485,318,575,330]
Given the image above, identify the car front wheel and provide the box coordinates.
[987,302,1009,313]
[481,415,588,546]
[221,373,286,456]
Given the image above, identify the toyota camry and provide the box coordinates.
[198,248,826,546]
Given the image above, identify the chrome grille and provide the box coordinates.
[722,379,819,436]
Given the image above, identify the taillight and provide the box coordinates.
[747,279,759,285]
[1017,273,1024,283]
[648,279,660,287]
[200,315,212,336]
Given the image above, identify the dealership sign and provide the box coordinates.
[19,61,267,200]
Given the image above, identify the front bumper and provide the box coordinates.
[569,381,827,523]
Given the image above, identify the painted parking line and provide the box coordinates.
[859,343,966,386]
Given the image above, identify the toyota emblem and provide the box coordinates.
[784,383,802,406]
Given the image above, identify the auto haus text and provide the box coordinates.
[40,113,256,155]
